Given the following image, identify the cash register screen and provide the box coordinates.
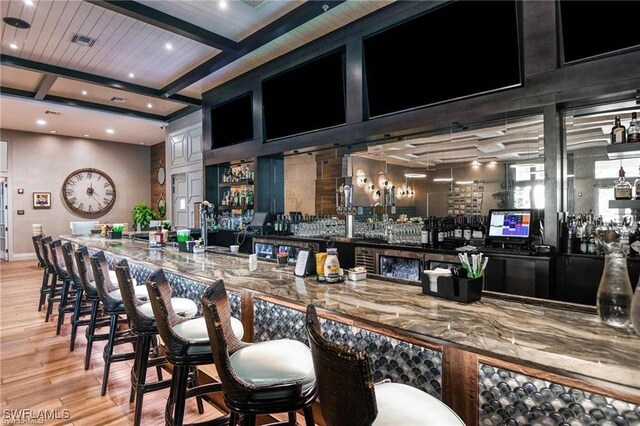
[488,209,532,241]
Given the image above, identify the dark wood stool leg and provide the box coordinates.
[287,412,296,424]
[38,270,50,311]
[101,314,118,396]
[229,411,239,426]
[302,406,315,426]
[167,365,189,426]
[130,334,144,404]
[187,367,205,415]
[150,337,163,381]
[132,335,151,426]
[45,273,57,322]
[55,278,71,335]
[69,287,84,351]
[240,414,256,426]
[84,300,100,370]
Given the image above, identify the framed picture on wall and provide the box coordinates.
[33,192,51,209]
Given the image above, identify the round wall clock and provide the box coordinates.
[62,168,116,217]
[157,163,166,185]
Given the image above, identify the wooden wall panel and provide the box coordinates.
[443,346,478,426]
[150,142,166,218]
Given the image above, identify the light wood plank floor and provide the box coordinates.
[0,260,226,426]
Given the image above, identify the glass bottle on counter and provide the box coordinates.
[613,167,632,200]
[596,241,633,328]
[421,220,430,248]
[627,112,640,143]
[610,115,626,144]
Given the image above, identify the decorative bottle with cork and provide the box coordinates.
[614,166,632,200]
[610,115,627,144]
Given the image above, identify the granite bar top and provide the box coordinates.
[62,235,640,393]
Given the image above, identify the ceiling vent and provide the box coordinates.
[477,142,505,153]
[241,0,265,8]
[70,33,97,47]
[110,97,128,103]
[45,110,61,116]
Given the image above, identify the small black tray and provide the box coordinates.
[178,242,194,253]
[317,275,344,284]
[421,274,482,303]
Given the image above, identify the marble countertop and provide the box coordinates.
[62,235,640,393]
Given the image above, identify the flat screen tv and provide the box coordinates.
[262,49,346,140]
[211,93,253,149]
[487,209,532,243]
[363,0,521,118]
[559,1,640,64]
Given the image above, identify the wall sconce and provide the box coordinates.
[356,175,368,188]
[373,190,381,201]
[406,186,414,197]
[377,173,387,188]
[365,183,375,194]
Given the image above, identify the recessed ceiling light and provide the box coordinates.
[81,90,88,95]
[106,128,115,134]
[219,0,227,10]
[84,134,90,137]
[36,119,46,125]
[433,178,453,182]
[2,17,31,29]
[23,0,35,6]
[164,42,173,50]
[9,42,18,50]
[147,103,153,109]
[139,143,145,145]
[128,72,135,78]
[404,173,427,178]
[456,181,475,185]
[49,130,57,134]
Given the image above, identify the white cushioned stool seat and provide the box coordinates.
[139,297,198,319]
[373,383,464,426]
[109,285,147,302]
[172,316,244,355]
[109,270,137,286]
[230,339,315,398]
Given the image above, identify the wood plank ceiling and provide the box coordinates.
[0,0,393,143]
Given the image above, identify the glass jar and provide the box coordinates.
[596,241,633,328]
[324,248,340,279]
[631,279,640,334]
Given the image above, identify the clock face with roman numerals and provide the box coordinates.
[62,168,116,217]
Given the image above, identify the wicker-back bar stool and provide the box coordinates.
[49,239,76,335]
[201,279,317,426]
[305,305,466,426]
[40,236,62,323]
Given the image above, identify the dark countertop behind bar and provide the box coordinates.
[62,235,640,394]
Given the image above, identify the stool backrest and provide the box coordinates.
[90,251,120,312]
[61,242,81,288]
[74,247,98,299]
[114,259,155,333]
[305,305,378,426]
[39,236,55,273]
[201,280,251,400]
[144,268,190,356]
[48,239,68,279]
[32,235,45,267]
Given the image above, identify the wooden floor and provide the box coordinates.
[0,260,226,425]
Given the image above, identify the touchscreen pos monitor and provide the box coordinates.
[487,209,533,243]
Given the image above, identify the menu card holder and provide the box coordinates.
[294,249,315,277]
[421,274,482,303]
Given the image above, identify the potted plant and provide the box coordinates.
[131,202,157,231]
[111,223,124,239]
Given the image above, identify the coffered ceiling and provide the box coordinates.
[0,0,393,143]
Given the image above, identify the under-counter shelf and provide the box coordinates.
[608,199,640,209]
[606,143,640,159]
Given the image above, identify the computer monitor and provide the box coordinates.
[487,209,533,243]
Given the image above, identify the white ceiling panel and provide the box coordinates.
[138,0,304,42]
[48,78,186,115]
[0,95,165,145]
[179,0,394,96]
[0,64,43,91]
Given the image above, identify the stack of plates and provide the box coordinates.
[32,224,44,236]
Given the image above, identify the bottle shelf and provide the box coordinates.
[219,180,254,188]
[219,205,253,210]
[608,199,640,209]
[606,143,640,159]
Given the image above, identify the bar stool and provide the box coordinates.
[74,247,111,370]
[113,259,198,426]
[49,239,77,336]
[201,280,317,426]
[31,235,48,311]
[305,305,465,426]
[61,242,96,351]
[145,269,244,426]
[90,251,137,396]
[40,236,61,322]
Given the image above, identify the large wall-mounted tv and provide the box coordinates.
[211,93,254,149]
[363,1,522,118]
[262,49,346,141]
[559,1,640,64]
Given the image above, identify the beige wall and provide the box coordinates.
[3,129,150,258]
[284,153,317,215]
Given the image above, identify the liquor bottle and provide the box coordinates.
[634,164,640,200]
[614,167,632,200]
[453,216,463,238]
[463,217,472,241]
[628,112,640,143]
[429,218,439,249]
[610,115,627,144]
[421,220,429,248]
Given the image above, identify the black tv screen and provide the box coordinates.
[363,1,521,118]
[211,93,253,149]
[559,1,640,64]
[262,50,346,140]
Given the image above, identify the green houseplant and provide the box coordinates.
[131,202,157,231]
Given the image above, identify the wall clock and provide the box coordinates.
[62,168,116,217]
[157,162,166,185]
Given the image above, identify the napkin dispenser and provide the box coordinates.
[178,241,195,253]
[421,270,482,303]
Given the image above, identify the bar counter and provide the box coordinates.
[61,235,639,425]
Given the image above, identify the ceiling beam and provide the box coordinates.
[1,86,167,121]
[86,0,240,52]
[165,105,202,123]
[0,54,201,107]
[161,0,346,97]
[34,74,58,100]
